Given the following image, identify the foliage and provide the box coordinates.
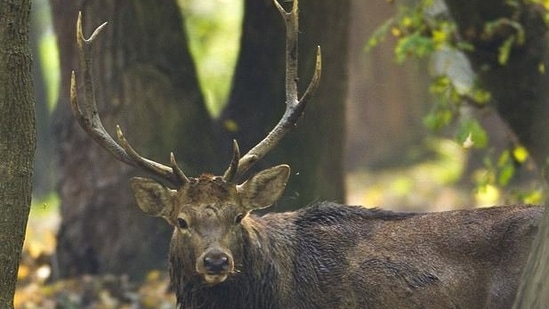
[367,1,490,142]
[15,199,175,309]
[39,32,59,112]
[34,0,60,112]
[15,272,175,309]
[368,0,545,202]
[178,0,243,117]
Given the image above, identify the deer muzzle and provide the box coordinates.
[196,248,234,285]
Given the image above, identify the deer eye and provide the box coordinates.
[177,218,188,229]
[234,213,245,224]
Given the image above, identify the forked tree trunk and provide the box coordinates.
[220,0,351,211]
[51,0,351,278]
[0,0,35,306]
[50,0,215,279]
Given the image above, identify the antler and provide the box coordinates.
[70,12,188,186]
[223,0,322,183]
[72,0,320,186]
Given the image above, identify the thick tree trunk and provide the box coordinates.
[220,0,351,211]
[442,0,549,306]
[346,0,431,170]
[0,0,36,306]
[51,0,214,279]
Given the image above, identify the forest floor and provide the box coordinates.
[15,140,525,308]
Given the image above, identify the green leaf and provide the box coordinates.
[456,119,488,148]
[395,32,435,63]
[423,108,453,131]
[498,163,514,186]
[498,36,515,65]
[366,18,395,51]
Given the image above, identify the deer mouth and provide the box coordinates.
[203,272,229,285]
[197,249,234,285]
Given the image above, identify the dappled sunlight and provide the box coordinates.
[347,138,472,212]
[178,0,243,116]
[347,137,545,212]
[16,197,177,308]
[15,272,175,309]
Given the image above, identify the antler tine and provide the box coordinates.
[70,12,185,186]
[116,126,187,185]
[223,140,241,183]
[229,0,322,180]
[170,152,190,184]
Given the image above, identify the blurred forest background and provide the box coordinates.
[14,0,547,307]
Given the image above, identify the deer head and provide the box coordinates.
[70,0,320,285]
[130,165,289,284]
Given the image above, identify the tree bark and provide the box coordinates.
[220,0,351,211]
[346,0,431,170]
[442,0,549,306]
[51,0,214,279]
[0,0,36,307]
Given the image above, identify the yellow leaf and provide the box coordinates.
[223,119,238,133]
[146,270,161,282]
[475,184,500,206]
[18,264,31,280]
[524,190,543,204]
[513,145,529,163]
[27,240,43,259]
[13,290,25,308]
[431,29,447,46]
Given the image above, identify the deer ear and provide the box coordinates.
[237,165,290,211]
[129,177,176,218]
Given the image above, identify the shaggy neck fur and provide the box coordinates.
[170,213,296,309]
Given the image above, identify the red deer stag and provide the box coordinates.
[70,1,542,308]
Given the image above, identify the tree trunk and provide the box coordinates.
[220,0,351,211]
[442,0,549,306]
[51,0,215,279]
[0,0,36,307]
[346,0,431,170]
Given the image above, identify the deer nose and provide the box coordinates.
[203,251,230,273]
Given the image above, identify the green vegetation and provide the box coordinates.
[367,0,545,203]
[178,0,243,116]
[34,0,59,112]
[39,32,59,112]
